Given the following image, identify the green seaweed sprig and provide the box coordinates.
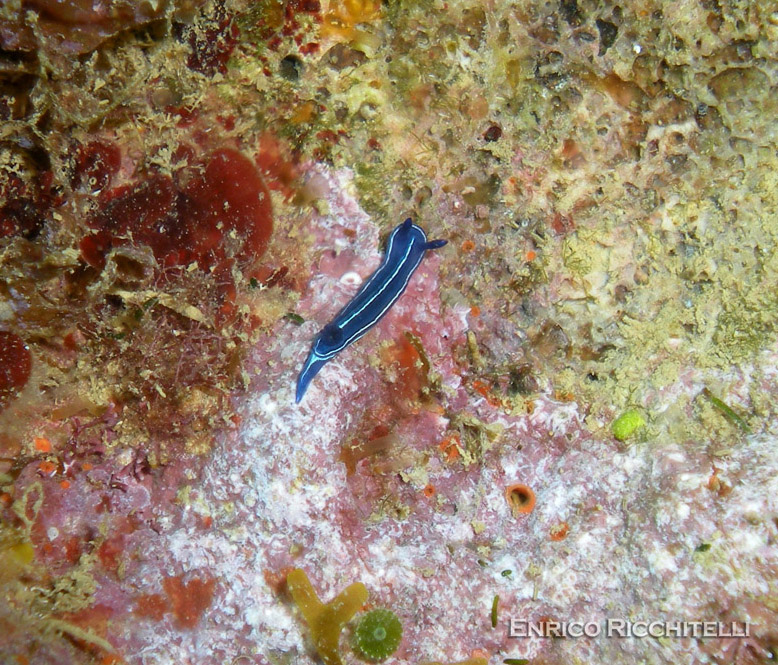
[701,388,751,433]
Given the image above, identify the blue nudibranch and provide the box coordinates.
[295,218,446,403]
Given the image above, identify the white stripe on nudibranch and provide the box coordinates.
[340,228,410,326]
[295,219,446,403]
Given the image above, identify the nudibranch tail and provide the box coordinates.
[295,350,328,404]
[295,219,446,404]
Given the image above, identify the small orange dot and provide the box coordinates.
[550,521,569,541]
[470,305,481,317]
[438,434,461,462]
[100,655,124,665]
[38,460,58,476]
[473,379,490,396]
[472,379,502,408]
[505,483,535,516]
[59,479,71,490]
[34,437,51,453]
[526,249,537,261]
[461,239,475,252]
[422,484,436,498]
[82,462,93,471]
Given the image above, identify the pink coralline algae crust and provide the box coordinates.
[4,437,222,654]
[0,159,776,665]
[18,165,766,665]
[1,0,775,662]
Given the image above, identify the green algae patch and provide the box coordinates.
[490,594,500,628]
[695,388,752,438]
[700,388,752,434]
[611,409,646,441]
[353,608,403,662]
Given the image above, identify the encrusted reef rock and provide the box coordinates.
[1,1,777,664]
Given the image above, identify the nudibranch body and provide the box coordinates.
[295,218,446,403]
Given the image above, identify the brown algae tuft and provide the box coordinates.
[286,568,368,665]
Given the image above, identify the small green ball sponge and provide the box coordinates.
[611,408,646,441]
[353,608,403,662]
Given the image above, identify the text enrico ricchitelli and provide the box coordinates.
[508,618,750,639]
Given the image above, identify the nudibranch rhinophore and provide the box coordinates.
[295,218,447,403]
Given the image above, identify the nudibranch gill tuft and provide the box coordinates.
[295,218,446,403]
